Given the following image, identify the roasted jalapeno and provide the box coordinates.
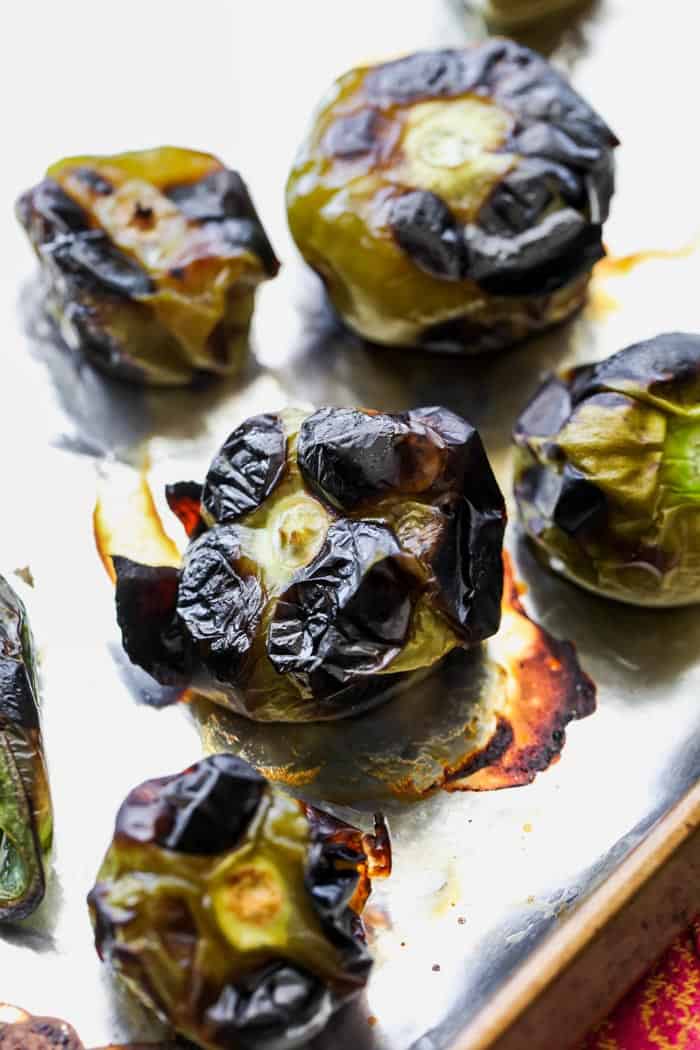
[112,405,506,720]
[0,576,53,920]
[513,332,700,606]
[17,147,279,386]
[286,40,617,354]
[88,754,391,1050]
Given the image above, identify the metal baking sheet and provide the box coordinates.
[2,1,699,1047]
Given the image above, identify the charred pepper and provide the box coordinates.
[513,332,700,606]
[17,147,279,385]
[88,754,390,1050]
[287,40,617,354]
[112,405,506,720]
[0,576,53,920]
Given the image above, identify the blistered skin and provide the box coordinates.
[0,577,53,921]
[112,405,506,721]
[286,40,617,354]
[513,332,700,606]
[17,147,279,386]
[88,755,390,1050]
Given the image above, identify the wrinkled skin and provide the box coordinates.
[287,40,617,354]
[513,332,700,606]
[88,755,389,1050]
[113,405,506,720]
[0,576,53,921]
[17,147,279,385]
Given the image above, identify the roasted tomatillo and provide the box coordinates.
[88,754,390,1050]
[17,147,279,385]
[287,40,617,354]
[112,405,506,721]
[514,332,700,606]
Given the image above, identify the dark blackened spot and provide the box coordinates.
[389,191,466,282]
[323,110,378,158]
[131,201,155,228]
[297,406,448,510]
[113,557,191,686]
[552,466,608,536]
[167,170,280,277]
[433,499,505,643]
[169,265,186,280]
[0,661,40,731]
[216,216,280,277]
[73,166,114,195]
[479,163,555,236]
[176,526,263,684]
[304,810,373,978]
[16,179,92,240]
[409,409,506,642]
[267,520,414,690]
[0,576,27,662]
[202,414,286,522]
[62,307,150,384]
[157,754,264,854]
[205,962,333,1046]
[514,465,560,535]
[298,408,405,509]
[115,754,265,855]
[513,376,572,442]
[365,49,478,105]
[45,230,155,299]
[165,480,205,538]
[168,170,251,222]
[514,123,600,171]
[587,333,700,402]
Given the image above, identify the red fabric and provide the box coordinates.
[581,918,700,1048]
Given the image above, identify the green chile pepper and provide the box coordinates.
[0,576,53,920]
[17,147,279,386]
[88,754,390,1050]
[286,40,617,355]
[513,332,700,606]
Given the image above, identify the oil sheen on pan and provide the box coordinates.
[93,468,595,803]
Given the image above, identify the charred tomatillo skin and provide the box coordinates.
[0,577,53,920]
[286,40,617,354]
[17,147,279,386]
[113,405,506,721]
[88,755,389,1050]
[513,332,700,606]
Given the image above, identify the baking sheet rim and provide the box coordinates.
[453,778,700,1048]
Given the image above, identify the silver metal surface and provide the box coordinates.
[1,1,699,1048]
